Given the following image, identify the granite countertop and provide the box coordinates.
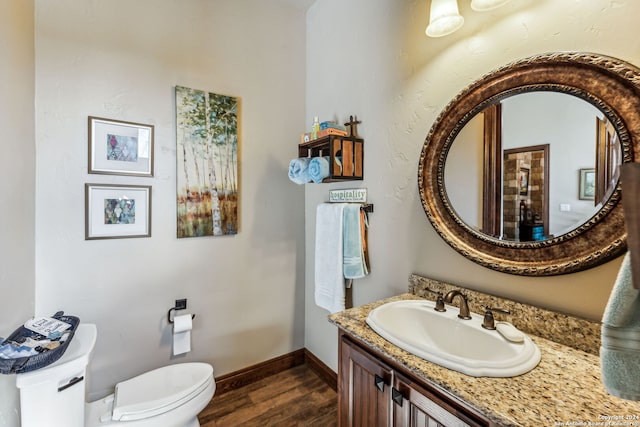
[329,293,640,427]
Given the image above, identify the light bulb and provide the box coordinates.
[426,0,465,37]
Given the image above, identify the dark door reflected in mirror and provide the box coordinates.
[444,91,622,243]
[503,144,549,241]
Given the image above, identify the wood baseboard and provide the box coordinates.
[215,349,305,395]
[304,348,337,391]
[214,348,337,395]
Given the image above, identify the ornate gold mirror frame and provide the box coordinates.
[418,52,640,276]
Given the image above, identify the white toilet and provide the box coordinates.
[15,324,215,427]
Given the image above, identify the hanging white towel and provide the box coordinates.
[315,203,348,313]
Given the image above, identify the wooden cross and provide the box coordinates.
[344,115,361,137]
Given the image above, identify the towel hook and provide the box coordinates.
[168,298,196,324]
[360,203,374,213]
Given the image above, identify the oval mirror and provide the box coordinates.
[418,52,640,276]
[445,91,621,241]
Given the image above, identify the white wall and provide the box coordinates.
[305,0,637,372]
[0,0,35,424]
[445,113,484,229]
[34,0,306,400]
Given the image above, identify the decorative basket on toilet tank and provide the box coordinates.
[0,311,79,374]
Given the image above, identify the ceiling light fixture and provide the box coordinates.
[426,0,465,38]
[470,0,512,12]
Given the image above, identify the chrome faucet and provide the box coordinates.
[443,290,471,319]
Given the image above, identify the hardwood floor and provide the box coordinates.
[198,363,338,427]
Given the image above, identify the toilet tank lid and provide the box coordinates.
[112,362,213,422]
[15,324,97,388]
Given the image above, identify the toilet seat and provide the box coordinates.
[112,362,213,421]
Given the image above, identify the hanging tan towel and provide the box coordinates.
[360,209,370,273]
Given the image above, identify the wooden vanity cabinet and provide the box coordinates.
[339,332,393,426]
[339,332,494,427]
[392,372,483,427]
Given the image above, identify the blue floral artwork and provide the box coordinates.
[104,198,136,224]
[106,134,138,162]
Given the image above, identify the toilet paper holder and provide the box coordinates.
[168,299,196,324]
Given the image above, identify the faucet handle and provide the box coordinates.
[423,288,446,312]
[482,306,510,330]
[433,293,446,312]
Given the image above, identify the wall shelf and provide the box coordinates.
[298,135,364,182]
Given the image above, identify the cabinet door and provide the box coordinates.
[391,373,480,427]
[339,335,393,427]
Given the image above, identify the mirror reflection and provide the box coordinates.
[445,91,621,242]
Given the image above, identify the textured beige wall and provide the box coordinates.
[305,0,637,371]
[0,0,35,425]
[34,0,306,400]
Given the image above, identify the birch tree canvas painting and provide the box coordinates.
[176,86,239,238]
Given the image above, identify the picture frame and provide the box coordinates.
[579,168,596,200]
[175,86,239,238]
[518,167,530,196]
[88,116,154,177]
[85,184,152,240]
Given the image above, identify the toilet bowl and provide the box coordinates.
[16,324,215,427]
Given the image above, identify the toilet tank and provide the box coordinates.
[15,323,97,427]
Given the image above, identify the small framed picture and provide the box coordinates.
[518,167,530,196]
[579,168,596,200]
[88,116,154,176]
[85,184,152,240]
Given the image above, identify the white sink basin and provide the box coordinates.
[365,299,541,377]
